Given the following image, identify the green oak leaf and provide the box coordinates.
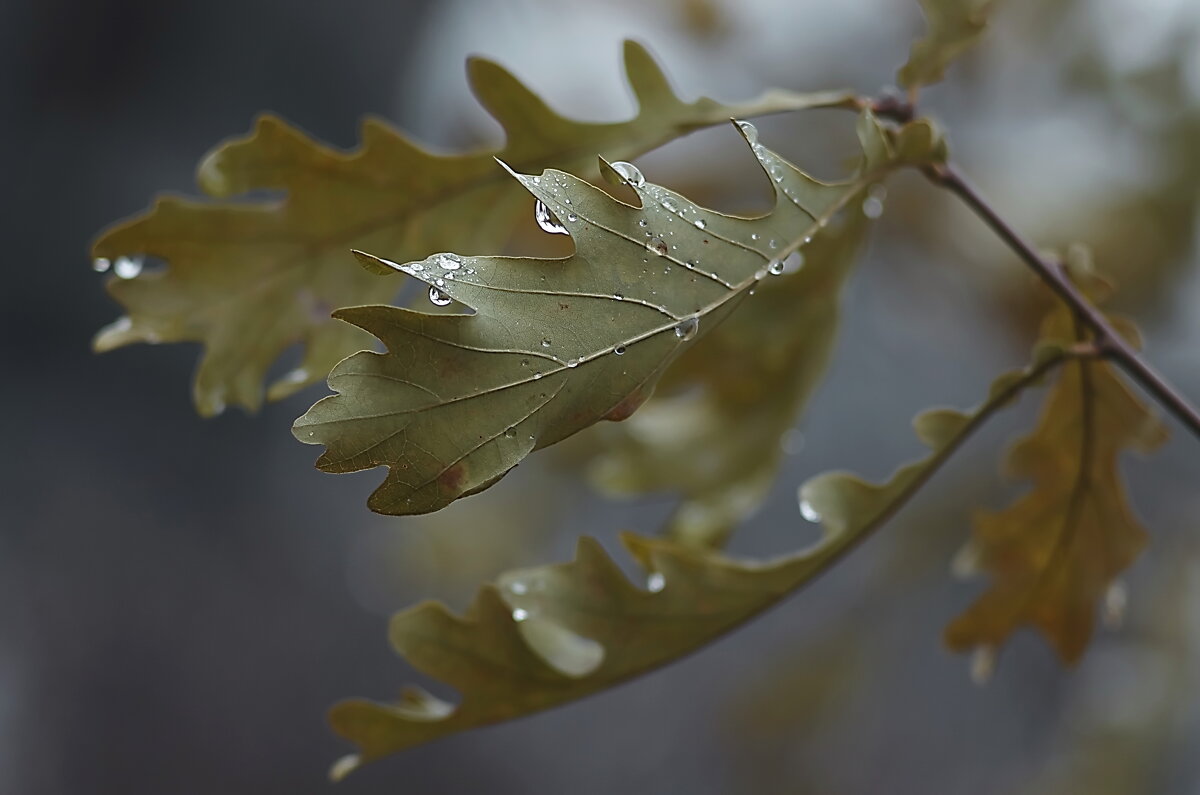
[588,204,870,547]
[324,348,1060,775]
[92,41,858,416]
[945,254,1167,663]
[293,114,944,516]
[897,0,994,90]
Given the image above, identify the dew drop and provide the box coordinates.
[638,219,648,228]
[567,213,577,222]
[566,358,580,368]
[674,316,699,340]
[504,427,517,438]
[512,608,530,622]
[768,259,786,276]
[970,646,996,685]
[541,338,552,348]
[434,278,445,287]
[862,195,885,219]
[768,238,778,249]
[92,257,111,273]
[610,160,645,188]
[535,200,569,235]
[693,218,706,230]
[113,255,144,279]
[613,345,626,355]
[435,253,462,270]
[735,119,759,144]
[799,499,821,523]
[660,198,678,212]
[427,286,452,306]
[647,237,668,256]
[684,260,697,270]
[646,572,666,593]
[1103,581,1128,629]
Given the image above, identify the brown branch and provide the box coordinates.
[923,161,1200,440]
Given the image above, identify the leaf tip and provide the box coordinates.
[352,249,404,276]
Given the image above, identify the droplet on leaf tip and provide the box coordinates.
[92,257,111,273]
[735,119,759,144]
[534,200,569,235]
[114,255,144,279]
[1103,581,1128,629]
[970,646,996,685]
[799,499,821,523]
[427,286,452,306]
[609,160,645,188]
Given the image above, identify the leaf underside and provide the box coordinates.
[293,114,944,516]
[945,263,1166,662]
[326,350,1055,776]
[91,40,856,416]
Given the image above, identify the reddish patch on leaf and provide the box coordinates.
[437,463,467,494]
[603,388,651,422]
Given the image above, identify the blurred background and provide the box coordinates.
[3,0,1200,792]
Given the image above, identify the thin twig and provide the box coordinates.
[923,161,1200,439]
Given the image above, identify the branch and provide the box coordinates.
[924,162,1200,440]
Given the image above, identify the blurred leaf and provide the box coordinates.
[945,261,1167,663]
[294,116,944,515]
[325,348,1058,773]
[92,41,858,416]
[590,206,870,547]
[898,0,994,90]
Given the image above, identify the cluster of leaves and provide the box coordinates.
[92,0,1177,779]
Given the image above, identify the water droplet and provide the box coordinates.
[535,200,569,235]
[799,499,821,523]
[674,316,699,340]
[768,239,778,250]
[504,427,517,438]
[970,646,996,685]
[862,195,884,219]
[780,428,804,455]
[660,198,678,212]
[750,233,759,241]
[950,542,979,580]
[567,213,577,222]
[613,345,626,356]
[435,253,462,270]
[684,260,697,269]
[92,257,111,273]
[409,263,424,272]
[646,572,666,593]
[1103,581,1128,629]
[610,160,645,188]
[638,219,648,228]
[427,286,452,306]
[768,259,785,276]
[434,278,445,287]
[647,237,668,256]
[512,608,530,622]
[541,338,552,348]
[113,255,144,279]
[693,218,706,230]
[781,251,805,274]
[735,120,759,144]
[567,358,580,368]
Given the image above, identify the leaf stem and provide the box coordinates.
[923,161,1200,440]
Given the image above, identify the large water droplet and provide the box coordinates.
[434,253,462,270]
[610,160,645,188]
[613,345,626,355]
[768,259,786,276]
[674,316,699,340]
[647,237,668,256]
[693,218,706,230]
[566,358,580,368]
[862,195,884,219]
[970,646,996,685]
[646,572,665,593]
[114,255,144,279]
[799,499,821,523]
[92,257,111,273]
[535,200,569,235]
[735,119,759,144]
[512,608,531,622]
[427,286,452,306]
